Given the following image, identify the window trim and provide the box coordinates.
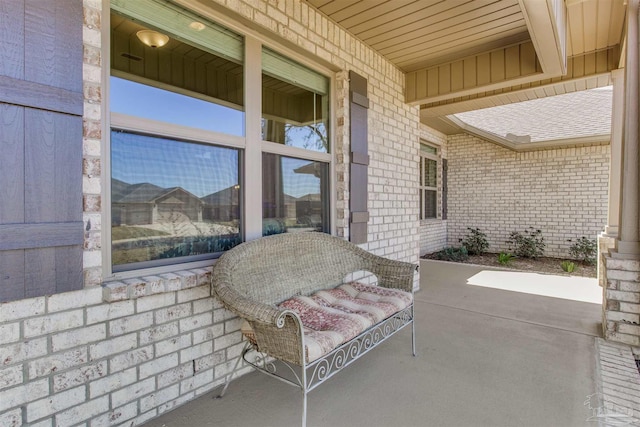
[102,2,336,281]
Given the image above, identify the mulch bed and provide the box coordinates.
[421,252,597,278]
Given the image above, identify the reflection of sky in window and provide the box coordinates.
[111,131,239,198]
[111,77,244,136]
[281,157,322,198]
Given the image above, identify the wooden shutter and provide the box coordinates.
[0,0,84,301]
[349,71,369,244]
[442,158,448,220]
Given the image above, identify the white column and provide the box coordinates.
[615,0,640,257]
[605,68,625,237]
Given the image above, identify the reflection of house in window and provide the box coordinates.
[201,185,241,222]
[111,179,203,226]
[295,193,322,228]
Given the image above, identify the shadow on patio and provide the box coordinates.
[143,260,602,427]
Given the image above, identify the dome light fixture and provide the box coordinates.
[136,30,170,48]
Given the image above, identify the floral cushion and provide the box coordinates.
[277,282,412,363]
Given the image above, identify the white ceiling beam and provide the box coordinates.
[518,0,567,75]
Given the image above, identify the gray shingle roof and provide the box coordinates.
[452,86,612,143]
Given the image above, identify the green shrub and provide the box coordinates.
[432,246,469,262]
[497,252,515,265]
[459,227,489,255]
[561,260,576,273]
[567,237,597,265]
[506,228,545,259]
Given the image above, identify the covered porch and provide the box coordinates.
[142,261,637,427]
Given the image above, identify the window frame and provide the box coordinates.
[419,142,440,221]
[102,2,335,280]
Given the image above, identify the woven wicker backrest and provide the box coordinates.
[213,233,371,306]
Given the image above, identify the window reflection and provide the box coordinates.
[262,153,329,235]
[111,131,241,269]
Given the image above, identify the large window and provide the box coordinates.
[109,0,332,275]
[419,143,439,220]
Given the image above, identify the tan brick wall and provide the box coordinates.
[446,134,610,258]
[0,0,423,425]
[603,257,640,347]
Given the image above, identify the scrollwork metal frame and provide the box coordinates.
[228,304,414,427]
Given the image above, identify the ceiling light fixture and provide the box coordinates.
[136,30,170,48]
[189,21,206,31]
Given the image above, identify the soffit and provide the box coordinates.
[305,0,530,72]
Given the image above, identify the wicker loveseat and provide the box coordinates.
[212,232,417,426]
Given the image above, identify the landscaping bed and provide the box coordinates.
[422,252,597,278]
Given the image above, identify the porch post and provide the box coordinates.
[597,69,625,287]
[615,0,640,257]
[603,0,640,347]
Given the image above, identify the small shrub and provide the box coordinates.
[432,246,469,262]
[561,260,576,273]
[497,252,515,265]
[506,228,545,259]
[459,227,489,255]
[568,237,597,265]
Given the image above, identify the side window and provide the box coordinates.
[419,143,439,220]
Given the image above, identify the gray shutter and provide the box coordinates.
[442,158,448,220]
[349,71,369,244]
[0,0,84,301]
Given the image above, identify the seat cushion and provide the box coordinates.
[277,282,412,363]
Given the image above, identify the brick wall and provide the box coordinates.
[446,134,610,258]
[603,257,640,347]
[0,0,422,425]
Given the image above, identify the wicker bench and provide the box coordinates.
[212,232,417,427]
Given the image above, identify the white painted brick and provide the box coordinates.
[109,346,154,373]
[155,302,192,324]
[193,351,225,373]
[139,384,180,413]
[0,323,20,344]
[0,378,49,412]
[0,365,23,390]
[139,353,178,379]
[192,324,224,345]
[0,296,45,322]
[179,341,213,363]
[86,301,135,324]
[193,298,215,314]
[0,409,22,427]
[136,293,175,313]
[127,409,158,427]
[55,396,109,427]
[1,338,47,367]
[47,287,103,312]
[28,348,88,379]
[89,402,137,427]
[177,285,210,303]
[51,324,106,352]
[139,322,179,345]
[26,385,86,422]
[89,333,137,360]
[213,331,242,351]
[180,368,213,394]
[155,334,192,357]
[24,310,84,338]
[53,361,107,392]
[89,367,136,398]
[157,363,192,388]
[179,312,213,333]
[111,377,155,407]
[29,417,53,427]
[109,312,153,336]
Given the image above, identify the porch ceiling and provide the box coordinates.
[306,0,626,136]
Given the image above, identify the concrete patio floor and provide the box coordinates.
[143,260,608,427]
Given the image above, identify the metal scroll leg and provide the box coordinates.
[412,305,416,357]
[302,389,308,427]
[216,343,248,399]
